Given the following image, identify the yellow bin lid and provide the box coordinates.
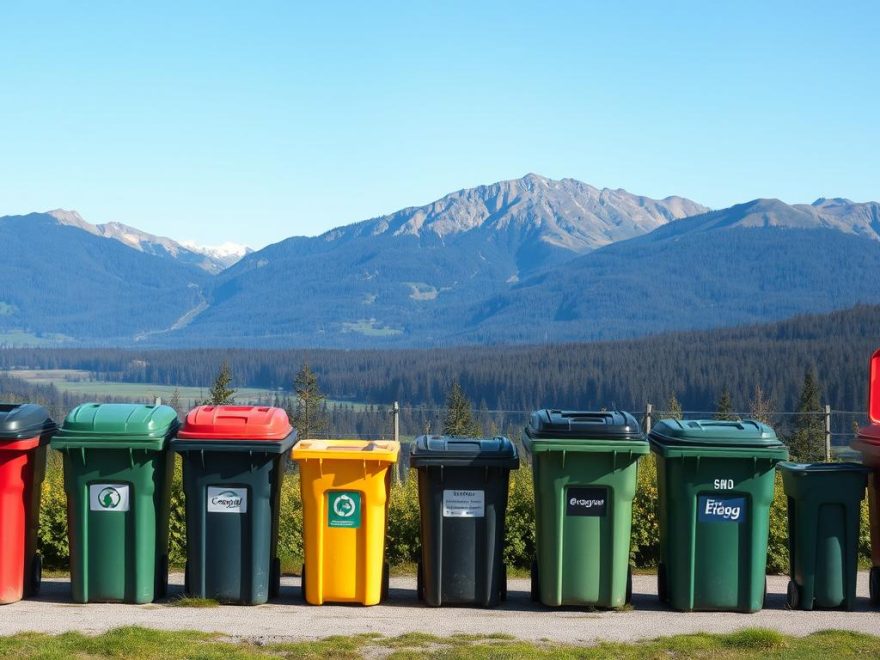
[292,439,400,463]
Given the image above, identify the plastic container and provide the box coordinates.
[292,439,399,605]
[0,404,55,603]
[649,419,788,612]
[172,405,297,604]
[778,461,868,610]
[524,409,648,608]
[851,347,880,604]
[409,435,519,607]
[51,403,179,603]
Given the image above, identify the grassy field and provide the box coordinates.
[0,627,876,659]
[2,369,369,409]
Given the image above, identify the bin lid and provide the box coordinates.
[177,405,293,440]
[777,461,870,474]
[409,435,519,468]
[526,409,643,441]
[649,418,784,448]
[292,439,399,463]
[856,424,880,444]
[52,403,179,449]
[0,403,56,441]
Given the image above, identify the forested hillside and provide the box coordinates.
[2,304,877,417]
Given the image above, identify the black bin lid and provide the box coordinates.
[410,435,519,468]
[0,403,56,440]
[526,409,643,441]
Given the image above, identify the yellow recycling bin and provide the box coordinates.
[292,439,399,605]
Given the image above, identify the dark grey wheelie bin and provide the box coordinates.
[410,435,519,607]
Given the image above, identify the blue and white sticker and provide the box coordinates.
[698,495,746,523]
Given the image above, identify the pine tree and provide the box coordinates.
[203,361,236,405]
[168,387,182,415]
[714,387,736,421]
[789,369,825,462]
[443,382,481,436]
[748,384,773,425]
[290,363,328,439]
[666,394,683,420]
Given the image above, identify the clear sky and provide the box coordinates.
[1,1,877,249]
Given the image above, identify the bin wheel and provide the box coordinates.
[156,555,169,600]
[300,564,307,602]
[870,567,880,607]
[269,557,281,599]
[381,561,390,602]
[500,563,507,601]
[657,563,668,604]
[530,559,540,602]
[30,554,42,597]
[786,579,800,610]
[416,561,424,601]
[625,565,633,605]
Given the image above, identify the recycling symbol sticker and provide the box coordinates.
[89,483,130,512]
[328,491,361,528]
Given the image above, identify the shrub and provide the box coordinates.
[630,454,659,566]
[503,467,535,569]
[386,474,421,565]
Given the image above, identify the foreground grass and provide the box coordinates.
[0,627,877,659]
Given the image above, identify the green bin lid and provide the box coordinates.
[526,409,643,441]
[52,403,180,449]
[410,435,519,468]
[777,461,870,474]
[0,403,56,440]
[649,418,784,448]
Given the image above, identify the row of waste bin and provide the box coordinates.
[0,392,879,612]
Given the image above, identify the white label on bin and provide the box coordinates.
[442,490,485,518]
[89,484,130,512]
[207,486,248,513]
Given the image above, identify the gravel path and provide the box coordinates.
[1,573,878,644]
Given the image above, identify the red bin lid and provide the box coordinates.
[869,348,880,425]
[857,424,880,444]
[177,405,292,440]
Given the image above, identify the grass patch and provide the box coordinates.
[167,596,220,608]
[0,626,876,659]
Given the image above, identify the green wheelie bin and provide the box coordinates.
[172,405,297,604]
[778,462,868,610]
[649,419,788,612]
[51,403,179,603]
[524,409,648,608]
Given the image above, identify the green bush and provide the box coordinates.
[37,452,68,568]
[276,469,304,572]
[630,454,659,567]
[36,452,877,574]
[386,473,421,565]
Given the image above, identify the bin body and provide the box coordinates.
[410,435,519,607]
[852,347,880,604]
[292,439,399,605]
[779,462,867,610]
[172,405,296,604]
[650,419,787,612]
[524,410,648,608]
[51,403,178,604]
[0,404,55,603]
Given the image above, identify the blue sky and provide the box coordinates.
[1,1,877,248]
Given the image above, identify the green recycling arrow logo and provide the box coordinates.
[98,486,121,509]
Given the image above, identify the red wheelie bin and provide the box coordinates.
[0,404,56,603]
[852,348,880,605]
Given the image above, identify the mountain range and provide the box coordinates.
[1,174,879,347]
